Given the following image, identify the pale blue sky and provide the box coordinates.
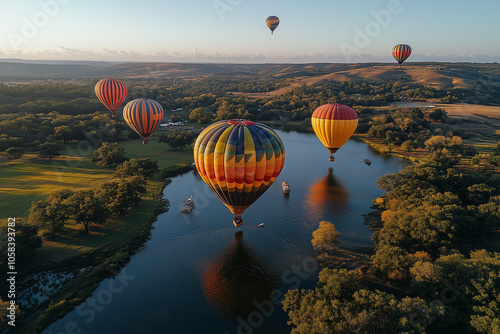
[0,0,499,63]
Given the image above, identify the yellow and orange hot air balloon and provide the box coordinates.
[194,120,285,227]
[311,104,358,161]
[94,79,128,117]
[123,98,164,144]
[266,16,280,34]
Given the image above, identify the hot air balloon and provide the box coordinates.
[123,98,164,144]
[94,79,128,117]
[311,104,358,161]
[194,120,285,227]
[392,44,412,66]
[266,16,280,34]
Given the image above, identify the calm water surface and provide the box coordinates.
[44,130,408,334]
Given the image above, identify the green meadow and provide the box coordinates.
[0,140,193,274]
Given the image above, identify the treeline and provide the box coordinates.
[0,112,132,156]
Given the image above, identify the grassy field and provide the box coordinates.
[0,139,193,274]
[120,136,194,169]
[0,153,114,222]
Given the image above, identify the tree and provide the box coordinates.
[38,142,61,159]
[53,125,73,143]
[427,108,447,122]
[311,221,341,252]
[401,140,418,153]
[95,177,146,216]
[68,190,108,233]
[424,135,447,152]
[5,146,25,158]
[28,189,73,235]
[471,153,499,171]
[158,132,198,149]
[188,107,215,124]
[0,220,42,274]
[114,158,159,179]
[424,149,460,168]
[93,142,128,167]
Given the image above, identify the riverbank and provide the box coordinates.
[13,179,169,333]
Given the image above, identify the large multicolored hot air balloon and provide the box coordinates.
[194,120,285,227]
[392,44,412,66]
[311,104,358,161]
[94,79,128,117]
[122,98,164,144]
[266,16,280,34]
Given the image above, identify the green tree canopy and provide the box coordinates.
[92,141,128,167]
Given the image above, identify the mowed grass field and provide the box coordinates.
[0,140,193,273]
[0,153,114,222]
[120,136,194,169]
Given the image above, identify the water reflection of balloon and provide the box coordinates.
[306,168,349,222]
[311,104,358,161]
[266,16,280,34]
[193,120,285,227]
[202,232,277,314]
[94,79,128,117]
[123,98,164,144]
[392,44,412,66]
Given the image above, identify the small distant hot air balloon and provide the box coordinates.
[94,79,128,117]
[392,44,412,66]
[311,104,358,161]
[122,98,164,144]
[266,16,280,34]
[194,120,285,227]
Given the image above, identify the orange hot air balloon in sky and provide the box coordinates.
[266,16,280,34]
[122,98,164,144]
[311,104,358,161]
[193,119,285,227]
[94,79,128,117]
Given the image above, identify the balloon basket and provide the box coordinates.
[233,216,243,228]
[143,139,148,144]
[329,155,335,162]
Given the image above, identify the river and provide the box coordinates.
[43,130,409,334]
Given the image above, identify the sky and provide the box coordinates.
[0,0,499,63]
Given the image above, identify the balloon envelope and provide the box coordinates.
[94,79,128,117]
[392,44,412,65]
[266,16,280,34]
[311,104,358,157]
[194,120,285,219]
[123,98,164,144]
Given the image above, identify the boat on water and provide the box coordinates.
[281,181,290,194]
[258,223,264,228]
[364,159,371,165]
[181,196,194,213]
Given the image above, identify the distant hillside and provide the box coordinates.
[0,60,499,92]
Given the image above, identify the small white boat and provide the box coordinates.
[181,196,194,213]
[281,181,290,194]
[258,223,264,228]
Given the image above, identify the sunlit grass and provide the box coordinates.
[0,153,114,221]
[120,136,194,169]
